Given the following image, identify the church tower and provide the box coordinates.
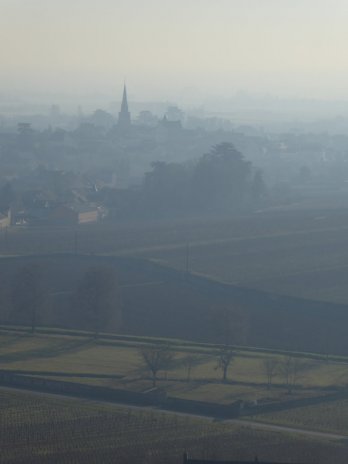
[118,85,131,131]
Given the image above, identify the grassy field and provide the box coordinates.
[1,330,348,405]
[4,210,345,256]
[142,224,348,304]
[4,210,348,305]
[1,388,348,463]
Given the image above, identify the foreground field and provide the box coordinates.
[1,388,348,464]
[249,399,348,436]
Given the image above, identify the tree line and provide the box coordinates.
[139,343,307,395]
[142,143,267,215]
[101,142,268,220]
[10,264,121,337]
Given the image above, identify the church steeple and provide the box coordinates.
[118,84,131,130]
[121,85,129,112]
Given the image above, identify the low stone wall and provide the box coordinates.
[0,370,241,417]
[240,389,348,417]
[1,370,347,420]
[0,370,155,406]
[164,396,241,418]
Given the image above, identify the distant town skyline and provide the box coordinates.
[2,1,348,101]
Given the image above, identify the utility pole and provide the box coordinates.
[74,230,78,254]
[4,226,8,251]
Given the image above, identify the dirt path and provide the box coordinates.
[225,418,348,441]
[112,224,348,257]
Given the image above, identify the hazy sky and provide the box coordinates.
[2,0,348,101]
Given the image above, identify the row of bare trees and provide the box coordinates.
[139,345,174,387]
[264,356,306,393]
[139,344,307,394]
[138,345,236,388]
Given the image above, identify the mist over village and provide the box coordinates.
[3,1,348,463]
[4,83,348,228]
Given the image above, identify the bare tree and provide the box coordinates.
[139,345,174,387]
[11,264,43,333]
[216,346,234,382]
[183,355,197,382]
[280,356,305,394]
[263,357,279,389]
[75,266,121,338]
[211,306,249,346]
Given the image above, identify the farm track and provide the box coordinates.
[1,385,347,442]
[3,221,348,258]
[227,419,348,441]
[1,323,348,364]
[109,224,348,256]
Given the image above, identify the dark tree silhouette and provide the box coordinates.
[138,142,259,218]
[183,355,198,382]
[139,345,174,387]
[75,267,121,337]
[280,356,306,394]
[263,357,279,389]
[251,169,267,203]
[142,161,191,215]
[11,264,43,333]
[211,305,249,346]
[193,143,251,211]
[216,346,234,382]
